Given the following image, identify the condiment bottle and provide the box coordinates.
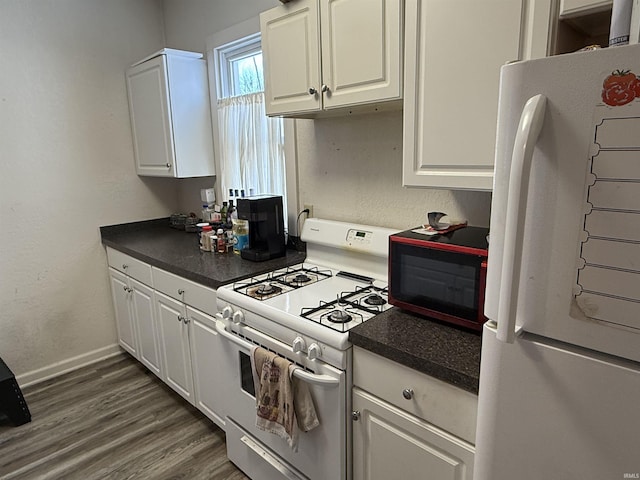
[220,202,228,225]
[200,225,213,252]
[232,218,249,254]
[217,228,226,253]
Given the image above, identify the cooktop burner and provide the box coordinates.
[326,309,353,324]
[363,293,386,306]
[233,264,332,301]
[300,285,390,332]
[247,283,283,299]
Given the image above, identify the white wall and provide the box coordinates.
[0,0,174,380]
[297,112,492,230]
[162,0,492,231]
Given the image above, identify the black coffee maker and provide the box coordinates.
[237,195,286,261]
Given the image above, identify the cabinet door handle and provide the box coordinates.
[165,163,171,168]
[122,285,128,292]
[177,315,184,323]
[402,388,414,400]
[352,411,360,421]
[183,317,191,325]
[177,288,185,295]
[308,87,317,95]
[122,264,128,270]
[321,84,329,93]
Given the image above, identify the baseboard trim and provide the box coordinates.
[16,344,124,388]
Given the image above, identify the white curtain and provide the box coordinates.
[217,92,286,207]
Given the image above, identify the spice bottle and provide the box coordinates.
[217,228,226,253]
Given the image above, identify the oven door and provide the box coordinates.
[215,318,348,480]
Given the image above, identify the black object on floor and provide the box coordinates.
[0,356,31,426]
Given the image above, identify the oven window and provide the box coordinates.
[240,351,255,397]
[391,243,481,321]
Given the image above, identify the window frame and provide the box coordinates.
[214,32,262,99]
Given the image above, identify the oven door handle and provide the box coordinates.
[215,319,340,388]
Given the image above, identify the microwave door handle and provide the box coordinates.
[497,94,547,344]
[214,319,339,387]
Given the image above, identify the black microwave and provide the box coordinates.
[388,226,489,331]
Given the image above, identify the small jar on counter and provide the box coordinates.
[200,225,213,252]
[216,228,226,253]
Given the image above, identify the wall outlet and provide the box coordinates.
[304,204,314,218]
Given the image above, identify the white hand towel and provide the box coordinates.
[289,365,320,432]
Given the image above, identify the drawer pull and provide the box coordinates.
[402,388,414,400]
[178,288,185,295]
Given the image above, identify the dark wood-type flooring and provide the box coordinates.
[0,353,249,480]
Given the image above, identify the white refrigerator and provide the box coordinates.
[475,43,640,479]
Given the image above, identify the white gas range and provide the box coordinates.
[214,218,397,480]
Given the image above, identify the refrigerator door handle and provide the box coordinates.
[497,94,547,343]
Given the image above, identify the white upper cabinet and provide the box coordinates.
[402,0,553,191]
[560,0,611,17]
[261,0,321,116]
[126,49,215,178]
[261,0,403,117]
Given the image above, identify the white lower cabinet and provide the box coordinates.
[107,258,160,376]
[106,247,225,430]
[155,291,195,404]
[152,266,225,428]
[130,278,161,376]
[353,388,475,480]
[352,347,477,480]
[189,307,227,428]
[109,268,138,357]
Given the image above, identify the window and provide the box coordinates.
[212,33,286,211]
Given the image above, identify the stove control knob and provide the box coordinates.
[292,336,306,354]
[307,343,320,361]
[221,306,233,320]
[232,310,245,325]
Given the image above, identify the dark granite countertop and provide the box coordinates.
[349,307,482,394]
[100,218,306,289]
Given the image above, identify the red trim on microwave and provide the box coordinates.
[389,235,488,257]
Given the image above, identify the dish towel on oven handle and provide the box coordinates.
[250,346,319,450]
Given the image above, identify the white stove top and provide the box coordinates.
[222,262,388,317]
[216,219,398,359]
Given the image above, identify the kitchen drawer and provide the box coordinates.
[152,267,217,314]
[353,347,478,444]
[106,247,153,286]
